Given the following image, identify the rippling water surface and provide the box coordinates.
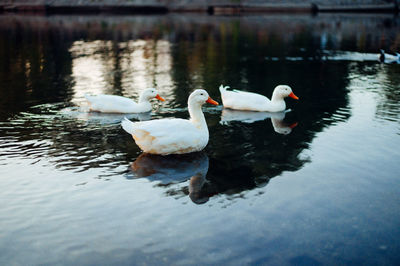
[0,14,400,265]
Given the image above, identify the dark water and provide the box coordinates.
[1,13,400,265]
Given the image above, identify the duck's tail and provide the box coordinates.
[121,117,136,134]
[219,84,230,93]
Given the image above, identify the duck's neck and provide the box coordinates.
[138,96,152,110]
[138,95,149,104]
[271,91,284,102]
[189,102,207,130]
[270,93,286,110]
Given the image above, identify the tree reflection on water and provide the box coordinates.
[0,14,399,200]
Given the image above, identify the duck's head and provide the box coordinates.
[140,88,165,102]
[273,85,299,100]
[188,89,219,106]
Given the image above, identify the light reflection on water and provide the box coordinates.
[0,14,400,265]
[70,39,174,106]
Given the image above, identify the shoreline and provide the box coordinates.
[0,1,398,15]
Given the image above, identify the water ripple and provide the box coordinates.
[0,104,137,176]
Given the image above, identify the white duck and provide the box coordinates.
[122,89,218,155]
[85,88,165,113]
[219,84,299,112]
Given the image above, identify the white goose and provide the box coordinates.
[122,89,218,155]
[85,88,165,113]
[219,85,299,112]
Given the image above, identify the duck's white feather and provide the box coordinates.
[86,94,149,113]
[85,88,163,113]
[121,89,217,155]
[219,84,297,112]
[121,117,137,134]
[122,118,208,155]
[220,89,271,111]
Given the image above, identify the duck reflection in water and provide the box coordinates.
[130,152,212,204]
[61,107,152,124]
[82,111,152,124]
[220,109,298,135]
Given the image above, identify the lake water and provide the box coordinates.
[0,13,400,265]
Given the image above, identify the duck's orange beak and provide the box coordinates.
[289,92,299,100]
[206,97,219,105]
[155,94,165,101]
[289,122,298,129]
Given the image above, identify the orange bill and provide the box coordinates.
[206,97,219,105]
[289,122,298,129]
[155,94,165,101]
[289,92,299,100]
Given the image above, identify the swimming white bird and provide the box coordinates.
[85,88,165,113]
[219,85,299,112]
[122,89,218,155]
